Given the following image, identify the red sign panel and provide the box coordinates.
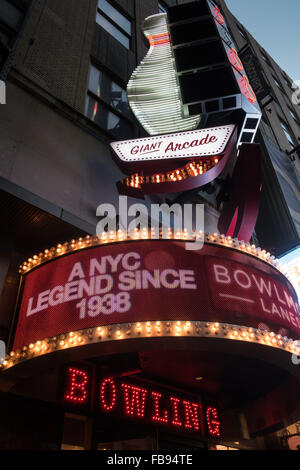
[13,241,300,350]
[63,366,221,438]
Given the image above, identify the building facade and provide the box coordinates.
[218,0,300,257]
[0,0,299,450]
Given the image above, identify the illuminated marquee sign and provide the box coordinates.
[63,366,221,438]
[112,126,237,196]
[13,239,300,351]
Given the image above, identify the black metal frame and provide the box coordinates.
[97,0,132,50]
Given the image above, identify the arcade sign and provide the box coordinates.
[63,366,222,438]
[112,126,237,196]
[110,126,235,164]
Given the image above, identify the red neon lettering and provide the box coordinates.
[170,397,182,427]
[213,5,225,25]
[182,400,200,431]
[121,383,148,418]
[206,406,221,437]
[64,367,89,404]
[228,48,243,72]
[151,391,169,424]
[100,378,117,411]
[239,75,257,103]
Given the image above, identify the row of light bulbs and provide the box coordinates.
[2,321,300,371]
[124,157,220,189]
[19,231,284,276]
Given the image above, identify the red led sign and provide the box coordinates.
[14,240,300,350]
[64,366,89,404]
[63,367,221,438]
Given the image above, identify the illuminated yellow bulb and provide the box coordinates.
[156,321,161,326]
[29,344,34,350]
[116,330,122,338]
[97,327,102,333]
[136,323,142,330]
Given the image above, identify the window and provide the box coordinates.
[272,75,286,94]
[237,26,247,41]
[281,71,292,89]
[273,77,281,88]
[260,51,272,67]
[85,64,133,140]
[284,77,292,89]
[158,2,167,13]
[0,26,13,46]
[96,0,131,49]
[280,120,295,147]
[0,0,23,31]
[289,108,299,122]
